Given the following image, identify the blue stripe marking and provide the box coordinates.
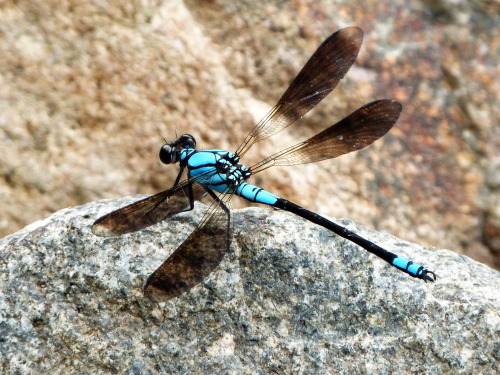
[188,152,219,170]
[392,257,426,277]
[236,183,279,205]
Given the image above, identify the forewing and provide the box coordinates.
[92,181,207,237]
[236,26,363,157]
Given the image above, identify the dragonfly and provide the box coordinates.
[92,27,436,301]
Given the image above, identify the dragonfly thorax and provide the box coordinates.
[186,149,251,193]
[216,159,251,186]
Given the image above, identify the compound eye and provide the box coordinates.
[159,144,173,164]
[180,134,196,150]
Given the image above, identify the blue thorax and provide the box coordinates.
[179,148,279,205]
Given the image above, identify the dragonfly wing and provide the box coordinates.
[236,26,363,157]
[92,181,207,237]
[144,190,232,301]
[250,100,402,172]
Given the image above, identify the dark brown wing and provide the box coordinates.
[249,100,402,173]
[92,181,207,237]
[236,27,363,157]
[144,191,231,301]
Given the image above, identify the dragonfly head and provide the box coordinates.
[159,134,197,164]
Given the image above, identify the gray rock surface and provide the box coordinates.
[0,197,498,374]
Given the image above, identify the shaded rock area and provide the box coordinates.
[0,0,499,270]
[1,198,498,374]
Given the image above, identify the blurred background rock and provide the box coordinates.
[0,0,498,268]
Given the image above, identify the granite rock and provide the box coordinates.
[0,197,498,374]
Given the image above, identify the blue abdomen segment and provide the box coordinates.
[236,183,279,205]
[392,256,429,278]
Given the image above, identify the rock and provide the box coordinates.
[1,197,498,374]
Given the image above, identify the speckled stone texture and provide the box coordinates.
[0,198,498,374]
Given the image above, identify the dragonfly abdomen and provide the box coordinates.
[235,183,279,205]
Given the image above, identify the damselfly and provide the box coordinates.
[92,27,436,301]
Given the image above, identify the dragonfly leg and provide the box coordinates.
[173,165,186,186]
[205,188,231,238]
